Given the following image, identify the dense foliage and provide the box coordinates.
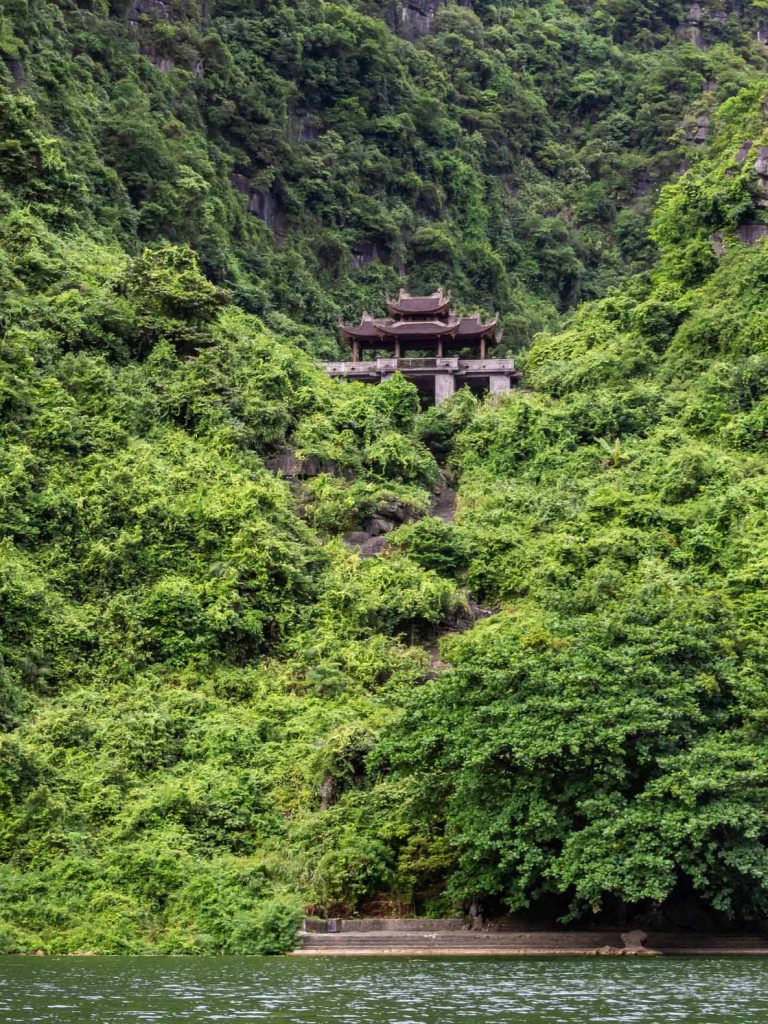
[380,86,768,925]
[4,0,768,344]
[3,0,768,952]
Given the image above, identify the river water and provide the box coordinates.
[0,955,765,1023]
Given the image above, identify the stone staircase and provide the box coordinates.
[430,485,457,523]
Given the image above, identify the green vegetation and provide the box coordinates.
[4,0,768,342]
[382,88,768,923]
[3,0,768,953]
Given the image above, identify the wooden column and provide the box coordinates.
[437,338,444,360]
[352,339,360,362]
[394,337,401,361]
[480,336,487,360]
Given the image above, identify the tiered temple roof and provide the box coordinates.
[386,288,452,319]
[339,290,501,355]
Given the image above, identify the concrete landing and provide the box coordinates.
[294,927,768,957]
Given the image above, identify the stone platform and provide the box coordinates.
[294,919,768,956]
[324,357,520,404]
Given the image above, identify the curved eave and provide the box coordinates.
[340,323,381,341]
[377,320,461,339]
[456,316,500,342]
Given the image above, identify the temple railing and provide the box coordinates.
[377,357,459,371]
[324,361,378,375]
[458,359,518,373]
[325,357,518,376]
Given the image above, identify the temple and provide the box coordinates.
[326,289,520,405]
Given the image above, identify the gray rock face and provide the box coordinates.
[389,0,474,39]
[127,0,205,74]
[755,146,768,208]
[127,0,171,22]
[249,190,286,237]
[632,170,653,198]
[711,222,768,256]
[231,173,250,196]
[678,2,704,47]
[737,223,768,246]
[431,484,457,522]
[289,114,319,143]
[230,175,287,240]
[686,114,710,144]
[351,240,382,270]
[4,58,25,87]
[375,500,411,525]
[319,776,338,810]
[399,0,442,37]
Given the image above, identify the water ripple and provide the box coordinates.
[0,955,765,1023]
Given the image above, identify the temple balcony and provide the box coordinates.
[324,357,521,405]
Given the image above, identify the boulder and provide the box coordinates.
[364,516,396,536]
[621,929,662,956]
[359,535,389,558]
[343,532,373,548]
[377,500,411,524]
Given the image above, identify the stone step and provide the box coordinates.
[298,931,768,954]
[300,931,622,950]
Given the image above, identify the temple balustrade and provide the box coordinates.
[325,356,520,404]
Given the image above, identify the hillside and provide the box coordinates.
[2,1,768,952]
[5,0,768,341]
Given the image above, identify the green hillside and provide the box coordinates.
[2,1,768,952]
